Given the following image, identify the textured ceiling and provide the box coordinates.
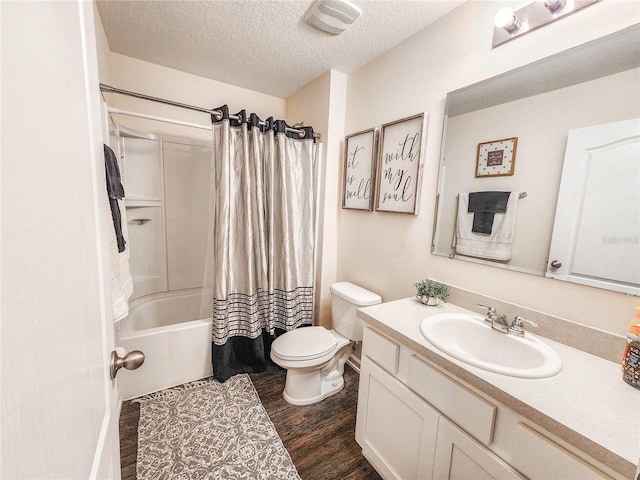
[96,0,464,98]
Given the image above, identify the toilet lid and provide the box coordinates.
[272,326,338,361]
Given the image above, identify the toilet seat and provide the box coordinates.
[271,326,337,362]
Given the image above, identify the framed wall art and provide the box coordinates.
[476,137,518,177]
[342,128,378,210]
[375,113,427,215]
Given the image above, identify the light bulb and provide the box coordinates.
[494,8,521,33]
[543,0,566,12]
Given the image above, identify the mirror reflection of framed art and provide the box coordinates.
[475,137,517,178]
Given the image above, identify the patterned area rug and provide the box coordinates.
[134,374,301,480]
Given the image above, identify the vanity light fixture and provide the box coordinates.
[492,0,599,48]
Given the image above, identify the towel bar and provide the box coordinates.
[456,192,527,199]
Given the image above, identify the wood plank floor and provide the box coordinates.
[119,397,139,480]
[119,363,382,480]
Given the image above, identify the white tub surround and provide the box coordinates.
[116,289,212,400]
[356,298,638,480]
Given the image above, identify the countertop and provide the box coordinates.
[357,298,639,479]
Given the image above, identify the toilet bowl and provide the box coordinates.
[270,282,381,405]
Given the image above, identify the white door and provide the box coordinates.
[546,118,640,295]
[1,2,121,478]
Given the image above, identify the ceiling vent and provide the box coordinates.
[304,0,362,36]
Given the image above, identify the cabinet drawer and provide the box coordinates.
[511,423,612,480]
[406,354,496,445]
[362,327,399,375]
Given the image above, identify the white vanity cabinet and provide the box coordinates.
[356,325,617,480]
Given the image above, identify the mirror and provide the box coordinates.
[432,25,640,294]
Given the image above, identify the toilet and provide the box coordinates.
[270,282,381,405]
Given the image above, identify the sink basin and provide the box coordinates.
[419,313,562,378]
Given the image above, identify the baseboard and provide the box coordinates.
[346,354,361,373]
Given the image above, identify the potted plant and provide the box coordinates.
[414,280,449,306]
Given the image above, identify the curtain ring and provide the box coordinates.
[213,110,223,121]
[297,129,306,138]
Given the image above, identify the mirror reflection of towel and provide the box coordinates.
[455,192,519,261]
[468,191,511,234]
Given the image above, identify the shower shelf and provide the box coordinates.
[125,198,162,208]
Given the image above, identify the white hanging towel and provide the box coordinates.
[110,198,133,321]
[454,192,519,261]
[104,143,133,321]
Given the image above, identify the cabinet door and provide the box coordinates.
[433,418,526,480]
[356,358,440,480]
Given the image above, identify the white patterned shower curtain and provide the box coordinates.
[202,106,318,381]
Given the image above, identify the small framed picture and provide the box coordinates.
[375,113,427,215]
[342,128,378,210]
[476,137,518,177]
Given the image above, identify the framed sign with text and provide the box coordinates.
[476,137,518,177]
[342,128,378,210]
[375,113,427,215]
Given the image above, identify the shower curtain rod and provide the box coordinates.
[108,107,213,131]
[100,84,319,139]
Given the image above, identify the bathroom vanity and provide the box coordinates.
[354,299,638,480]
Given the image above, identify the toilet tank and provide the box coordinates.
[330,282,382,341]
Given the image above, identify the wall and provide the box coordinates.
[287,70,348,328]
[341,0,640,336]
[93,2,112,85]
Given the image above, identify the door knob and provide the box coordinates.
[110,350,145,380]
[550,260,562,269]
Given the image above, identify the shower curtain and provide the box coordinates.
[203,106,318,382]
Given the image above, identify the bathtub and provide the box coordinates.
[116,289,212,400]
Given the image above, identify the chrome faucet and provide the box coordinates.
[476,304,539,337]
[477,304,510,333]
[509,315,539,337]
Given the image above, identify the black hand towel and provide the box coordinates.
[468,191,511,234]
[104,144,126,252]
